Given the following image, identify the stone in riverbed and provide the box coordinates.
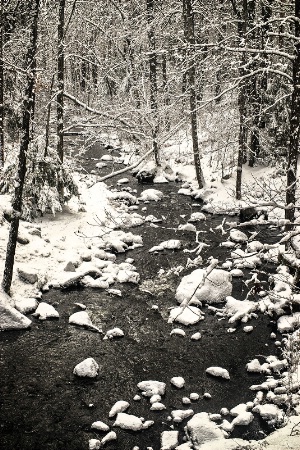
[73,358,99,378]
[0,291,32,330]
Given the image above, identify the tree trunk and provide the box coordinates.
[2,0,40,295]
[161,52,170,131]
[57,0,65,164]
[232,0,247,199]
[183,0,204,188]
[0,0,4,167]
[146,0,160,166]
[285,1,300,225]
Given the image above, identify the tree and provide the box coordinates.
[285,1,300,225]
[57,0,65,164]
[0,0,4,167]
[183,0,204,188]
[2,0,40,295]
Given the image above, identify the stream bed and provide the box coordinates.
[0,141,284,450]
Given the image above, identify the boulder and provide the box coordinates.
[175,268,232,305]
[186,412,225,449]
[0,291,32,330]
[73,357,99,378]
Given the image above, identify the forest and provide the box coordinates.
[1,1,300,450]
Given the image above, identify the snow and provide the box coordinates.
[170,377,185,388]
[149,239,181,252]
[104,327,124,339]
[168,306,204,325]
[139,189,164,202]
[113,412,144,431]
[137,380,166,397]
[91,421,110,431]
[32,302,59,320]
[161,430,179,450]
[69,311,101,332]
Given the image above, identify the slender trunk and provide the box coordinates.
[285,1,300,226]
[161,52,170,131]
[232,0,247,199]
[146,0,160,166]
[0,0,4,167]
[183,0,204,188]
[57,0,65,164]
[44,73,55,157]
[2,0,40,294]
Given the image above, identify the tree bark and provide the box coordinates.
[183,0,204,188]
[57,0,65,164]
[0,0,4,167]
[146,0,160,166]
[2,0,40,294]
[285,1,300,225]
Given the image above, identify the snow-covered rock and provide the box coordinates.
[186,412,225,447]
[252,404,285,426]
[191,332,201,340]
[32,302,59,320]
[149,240,181,252]
[137,380,166,397]
[73,358,99,378]
[150,402,166,411]
[170,328,186,337]
[161,430,179,450]
[175,268,232,305]
[150,394,161,404]
[69,311,101,332]
[229,229,248,243]
[277,313,300,333]
[139,189,164,202]
[206,367,230,380]
[224,296,257,323]
[188,212,206,222]
[100,431,117,445]
[190,393,199,401]
[91,421,110,432]
[109,400,130,417]
[168,306,204,325]
[89,438,100,450]
[178,223,197,232]
[171,409,194,422]
[171,377,185,388]
[113,413,143,431]
[0,291,32,330]
[14,296,38,314]
[104,327,124,339]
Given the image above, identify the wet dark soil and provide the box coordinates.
[0,139,283,450]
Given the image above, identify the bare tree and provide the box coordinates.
[183,0,204,188]
[285,1,300,225]
[0,0,4,167]
[57,0,65,164]
[2,0,40,295]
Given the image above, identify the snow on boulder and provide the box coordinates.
[186,412,224,447]
[113,413,143,431]
[149,240,181,252]
[81,276,110,289]
[101,154,113,161]
[73,358,99,378]
[178,223,197,232]
[188,212,206,222]
[175,268,232,305]
[109,401,130,417]
[231,250,261,269]
[170,328,186,337]
[137,380,166,397]
[171,377,185,388]
[89,439,100,450]
[168,306,204,325]
[69,311,101,332]
[252,404,285,426]
[230,269,244,277]
[116,270,140,284]
[100,431,117,446]
[277,312,300,333]
[91,421,110,432]
[224,296,257,323]
[247,240,264,253]
[171,409,194,423]
[0,291,32,330]
[14,297,38,314]
[230,404,247,417]
[206,367,230,380]
[229,229,248,243]
[232,411,254,427]
[104,328,124,339]
[150,402,166,411]
[32,302,59,320]
[161,430,179,450]
[139,189,163,202]
[117,178,129,185]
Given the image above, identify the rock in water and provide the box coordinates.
[161,431,179,450]
[32,302,59,320]
[73,358,99,378]
[137,380,166,397]
[229,229,248,243]
[186,412,225,447]
[113,413,144,431]
[69,311,101,332]
[206,367,230,380]
[109,401,130,417]
[170,377,185,388]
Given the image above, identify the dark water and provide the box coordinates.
[0,141,283,450]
